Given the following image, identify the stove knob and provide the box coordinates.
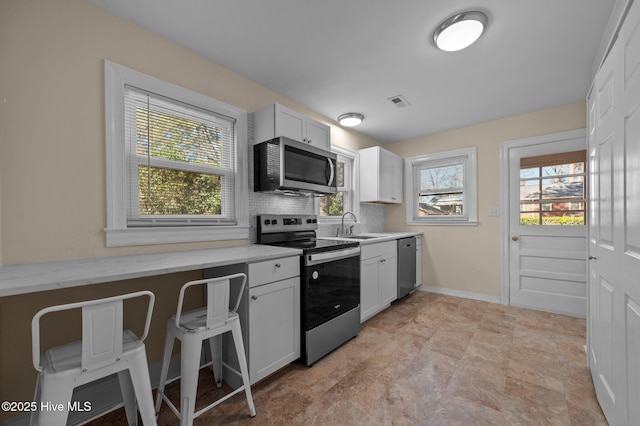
[272,219,278,225]
[312,219,317,223]
[307,219,313,223]
[264,219,271,225]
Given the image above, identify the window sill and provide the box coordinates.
[105,226,250,247]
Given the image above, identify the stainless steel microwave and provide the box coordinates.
[254,136,337,195]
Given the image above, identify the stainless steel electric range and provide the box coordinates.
[257,214,361,366]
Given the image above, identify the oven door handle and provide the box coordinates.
[306,247,360,266]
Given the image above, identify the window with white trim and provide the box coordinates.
[519,150,586,226]
[406,147,477,225]
[318,146,357,220]
[105,61,248,247]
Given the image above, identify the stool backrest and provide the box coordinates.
[206,278,231,327]
[175,273,247,330]
[81,299,124,372]
[31,291,155,373]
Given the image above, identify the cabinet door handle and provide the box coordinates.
[275,263,281,268]
[251,295,258,300]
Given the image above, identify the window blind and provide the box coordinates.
[124,85,237,227]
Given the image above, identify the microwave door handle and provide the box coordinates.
[327,158,335,186]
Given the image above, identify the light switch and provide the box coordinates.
[488,207,500,217]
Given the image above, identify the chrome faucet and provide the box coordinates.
[338,211,358,236]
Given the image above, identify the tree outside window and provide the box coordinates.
[417,163,464,216]
[104,60,248,247]
[319,150,354,218]
[406,147,477,225]
[125,87,236,226]
[519,151,586,226]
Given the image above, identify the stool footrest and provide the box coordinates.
[156,389,181,419]
[194,385,248,418]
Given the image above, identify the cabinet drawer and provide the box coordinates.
[248,256,299,287]
[361,241,396,260]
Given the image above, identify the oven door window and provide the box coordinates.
[305,255,360,330]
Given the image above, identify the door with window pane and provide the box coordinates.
[507,135,587,317]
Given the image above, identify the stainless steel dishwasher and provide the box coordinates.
[397,237,417,298]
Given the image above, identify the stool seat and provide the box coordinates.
[42,330,141,375]
[175,309,239,332]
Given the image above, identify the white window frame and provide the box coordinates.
[405,146,477,225]
[104,60,249,247]
[317,145,359,223]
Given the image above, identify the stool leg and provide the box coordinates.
[29,374,43,426]
[180,333,202,426]
[230,322,256,417]
[128,350,158,426]
[117,369,138,426]
[155,328,175,414]
[208,334,223,388]
[36,375,74,426]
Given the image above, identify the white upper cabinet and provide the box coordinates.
[254,103,330,149]
[359,146,403,204]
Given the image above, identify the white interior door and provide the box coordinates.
[588,1,640,423]
[503,131,587,317]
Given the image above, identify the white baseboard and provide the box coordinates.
[419,285,502,304]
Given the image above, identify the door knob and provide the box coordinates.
[511,235,519,241]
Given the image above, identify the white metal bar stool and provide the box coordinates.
[30,290,157,426]
[155,273,256,425]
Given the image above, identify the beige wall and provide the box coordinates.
[0,0,378,268]
[0,0,379,418]
[385,101,587,298]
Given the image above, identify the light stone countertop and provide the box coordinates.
[319,231,423,245]
[0,245,302,297]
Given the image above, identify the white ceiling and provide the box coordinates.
[87,0,615,144]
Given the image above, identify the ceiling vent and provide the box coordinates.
[388,95,410,108]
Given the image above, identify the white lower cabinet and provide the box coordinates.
[247,257,300,384]
[361,256,382,321]
[248,276,300,383]
[360,241,397,322]
[219,256,300,387]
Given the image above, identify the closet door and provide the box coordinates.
[588,1,640,424]
[617,1,640,422]
[589,31,619,423]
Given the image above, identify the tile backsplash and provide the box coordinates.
[247,113,385,242]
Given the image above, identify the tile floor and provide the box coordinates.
[94,291,608,425]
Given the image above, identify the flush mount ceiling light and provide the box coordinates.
[338,113,364,127]
[433,11,488,52]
